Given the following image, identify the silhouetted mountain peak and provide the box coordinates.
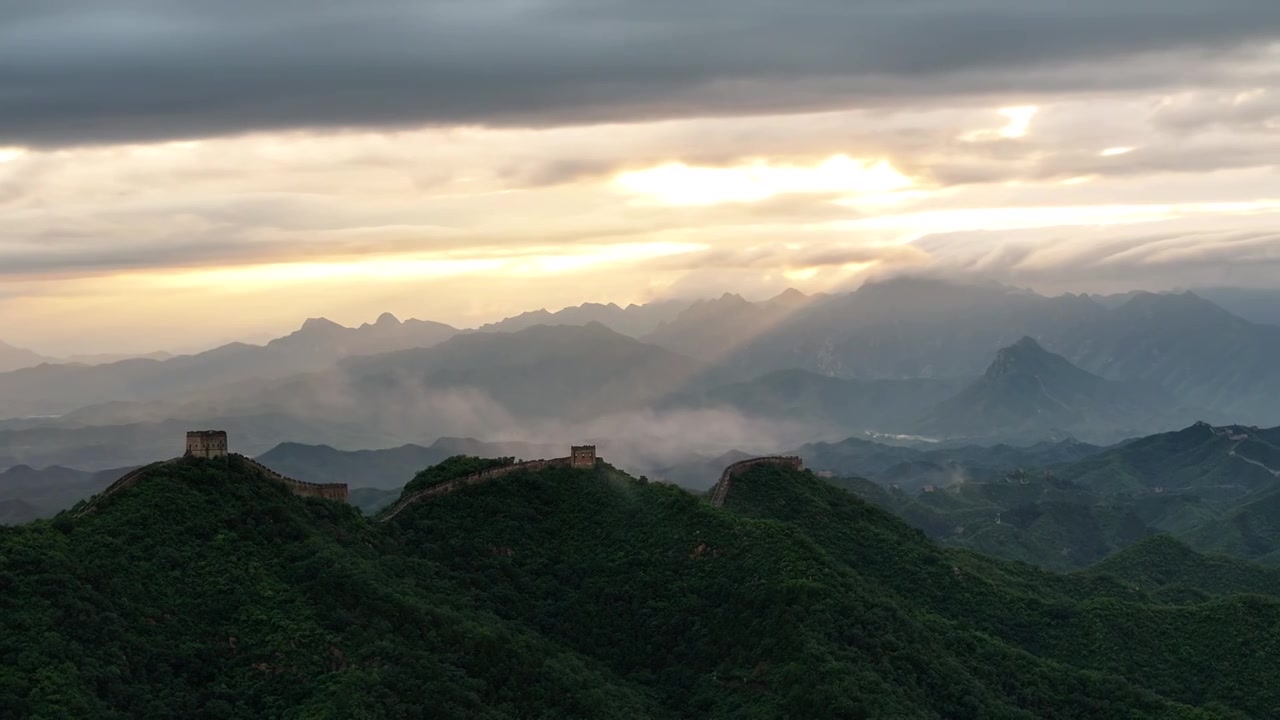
[915,336,1183,443]
[298,317,344,333]
[0,339,49,373]
[1116,290,1233,323]
[375,312,400,326]
[985,337,1063,379]
[0,464,36,476]
[767,287,808,305]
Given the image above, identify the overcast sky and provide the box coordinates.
[3,1,1280,354]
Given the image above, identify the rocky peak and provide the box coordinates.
[987,337,1051,378]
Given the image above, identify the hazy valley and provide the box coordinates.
[6,279,1280,578]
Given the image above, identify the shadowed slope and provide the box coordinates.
[3,456,1275,717]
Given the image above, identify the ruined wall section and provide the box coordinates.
[709,456,804,508]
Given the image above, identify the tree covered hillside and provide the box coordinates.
[828,422,1280,572]
[2,455,1276,717]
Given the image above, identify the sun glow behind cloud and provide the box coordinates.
[141,242,707,290]
[7,75,1280,356]
[960,106,1040,142]
[612,155,913,206]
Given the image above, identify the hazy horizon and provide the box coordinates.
[4,276,1276,357]
[4,2,1280,355]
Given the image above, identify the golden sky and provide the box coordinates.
[2,5,1280,355]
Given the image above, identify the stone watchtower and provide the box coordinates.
[570,445,597,468]
[185,430,229,458]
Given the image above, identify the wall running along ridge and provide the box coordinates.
[709,456,804,508]
[235,455,350,501]
[73,460,176,519]
[74,452,349,519]
[379,455,600,522]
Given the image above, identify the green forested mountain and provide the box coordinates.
[835,471,1155,572]
[1056,422,1280,498]
[256,438,563,490]
[796,435,1103,491]
[829,422,1280,571]
[1088,534,1280,601]
[2,455,1277,717]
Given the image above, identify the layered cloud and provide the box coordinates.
[1,2,1279,354]
[4,1,1280,146]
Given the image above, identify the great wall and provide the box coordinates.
[74,431,350,518]
[74,461,178,518]
[709,456,804,507]
[377,446,600,522]
[73,430,802,520]
[235,455,351,501]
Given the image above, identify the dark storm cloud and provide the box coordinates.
[3,0,1280,146]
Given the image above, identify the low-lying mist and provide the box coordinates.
[0,370,846,490]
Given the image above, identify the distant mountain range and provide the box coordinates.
[1149,287,1280,327]
[641,288,820,363]
[914,336,1200,443]
[657,368,967,434]
[2,278,1280,480]
[0,339,173,374]
[0,463,138,524]
[637,279,1280,425]
[0,313,458,418]
[0,327,712,472]
[0,340,46,373]
[477,298,690,337]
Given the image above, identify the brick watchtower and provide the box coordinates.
[185,430,229,458]
[570,445,597,468]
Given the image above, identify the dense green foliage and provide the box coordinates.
[838,472,1156,571]
[1088,534,1280,599]
[399,455,513,496]
[838,422,1280,571]
[2,455,1278,717]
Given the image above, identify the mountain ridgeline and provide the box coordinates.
[3,279,1280,475]
[915,336,1195,443]
[827,421,1280,571]
[3,454,1279,717]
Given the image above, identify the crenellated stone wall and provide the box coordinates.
[76,451,349,519]
[709,456,804,507]
[235,455,350,502]
[379,447,603,522]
